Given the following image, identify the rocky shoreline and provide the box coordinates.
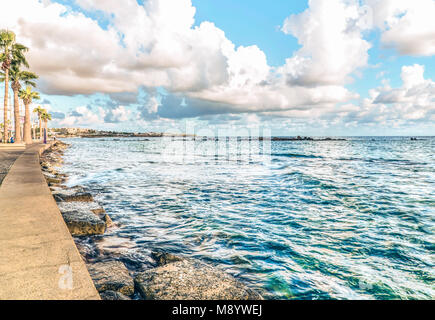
[40,141,263,300]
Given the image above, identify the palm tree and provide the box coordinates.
[1,30,32,144]
[19,86,40,144]
[40,110,51,143]
[9,46,33,144]
[10,67,37,144]
[33,106,44,141]
[0,30,16,143]
[0,120,11,142]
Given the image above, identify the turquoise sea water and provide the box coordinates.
[62,137,434,300]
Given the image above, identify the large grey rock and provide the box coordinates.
[62,210,106,236]
[87,261,134,296]
[53,188,94,202]
[57,201,105,215]
[134,259,262,300]
[100,290,131,300]
[57,202,113,228]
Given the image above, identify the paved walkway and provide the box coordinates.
[0,149,24,186]
[0,143,100,300]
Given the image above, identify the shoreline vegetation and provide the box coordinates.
[40,140,263,300]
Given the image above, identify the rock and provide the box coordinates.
[151,251,183,266]
[91,207,106,215]
[40,161,51,169]
[57,202,113,228]
[134,259,262,300]
[62,210,106,236]
[53,188,94,202]
[99,290,131,300]
[102,213,114,228]
[45,177,63,185]
[57,201,104,214]
[87,261,134,296]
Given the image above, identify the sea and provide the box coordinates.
[60,136,434,300]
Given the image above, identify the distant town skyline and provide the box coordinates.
[1,0,434,136]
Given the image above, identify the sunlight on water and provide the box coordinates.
[61,137,435,300]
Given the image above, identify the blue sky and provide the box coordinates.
[1,0,434,136]
[192,0,308,67]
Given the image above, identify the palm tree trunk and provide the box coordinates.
[3,69,9,143]
[44,120,48,143]
[23,102,32,144]
[39,116,42,141]
[13,87,22,144]
[32,122,36,141]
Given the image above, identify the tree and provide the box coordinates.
[40,110,51,143]
[0,30,29,143]
[0,120,11,141]
[0,30,16,143]
[33,106,45,141]
[8,45,33,144]
[19,86,40,144]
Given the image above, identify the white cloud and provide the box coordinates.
[281,0,372,86]
[57,105,133,127]
[59,106,105,127]
[366,0,435,56]
[1,0,433,130]
[357,64,435,122]
[1,0,368,117]
[105,106,131,123]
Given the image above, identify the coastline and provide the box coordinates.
[43,139,263,300]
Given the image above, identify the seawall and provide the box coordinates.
[0,142,100,300]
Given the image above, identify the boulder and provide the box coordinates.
[53,188,94,202]
[134,259,262,300]
[62,210,106,236]
[87,261,134,296]
[151,251,183,266]
[45,177,63,185]
[91,207,106,215]
[57,201,104,214]
[100,290,131,300]
[57,202,113,228]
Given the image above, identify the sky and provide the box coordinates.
[1,0,434,136]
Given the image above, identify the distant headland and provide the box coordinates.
[51,128,347,141]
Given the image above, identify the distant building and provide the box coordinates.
[52,128,94,136]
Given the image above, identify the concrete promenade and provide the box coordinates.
[0,142,100,300]
[0,149,24,186]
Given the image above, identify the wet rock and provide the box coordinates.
[62,210,106,236]
[45,176,63,185]
[91,207,106,215]
[87,261,134,296]
[99,290,131,300]
[151,251,183,266]
[57,201,104,214]
[50,185,68,192]
[57,202,113,228]
[53,188,94,202]
[102,214,114,228]
[134,259,262,300]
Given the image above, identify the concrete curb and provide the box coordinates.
[0,142,100,300]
